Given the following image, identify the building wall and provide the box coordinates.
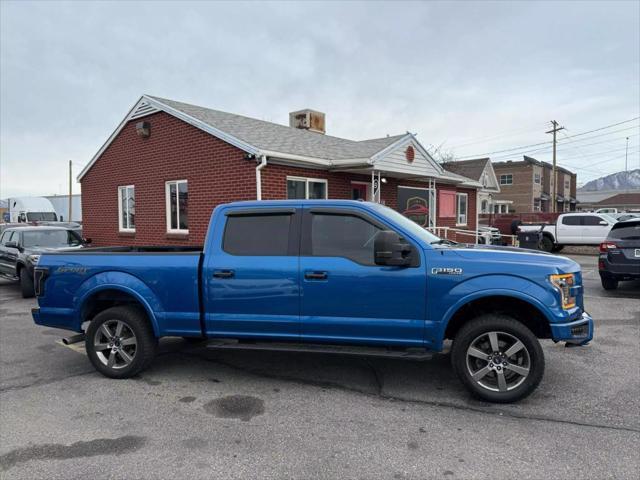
[492,162,534,213]
[81,111,477,246]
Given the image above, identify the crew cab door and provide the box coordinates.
[203,207,301,339]
[556,215,581,243]
[581,215,612,244]
[299,207,426,346]
[0,231,19,276]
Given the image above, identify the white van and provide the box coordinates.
[7,197,58,223]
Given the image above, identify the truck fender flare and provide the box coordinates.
[440,278,559,334]
[75,272,162,336]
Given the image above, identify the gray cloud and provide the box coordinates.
[1,0,638,197]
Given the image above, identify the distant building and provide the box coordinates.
[492,156,577,213]
[577,190,640,211]
[441,158,512,213]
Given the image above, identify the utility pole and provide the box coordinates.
[625,136,629,173]
[546,120,565,213]
[68,160,73,222]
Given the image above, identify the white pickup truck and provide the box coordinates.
[518,212,618,252]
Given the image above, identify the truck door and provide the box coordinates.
[582,215,612,244]
[556,215,581,243]
[298,207,427,346]
[0,231,19,276]
[203,207,301,340]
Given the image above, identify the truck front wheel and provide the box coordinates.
[85,306,158,379]
[539,236,554,253]
[20,269,35,298]
[451,315,545,403]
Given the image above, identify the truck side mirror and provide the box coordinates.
[5,241,19,250]
[599,220,608,226]
[374,230,413,267]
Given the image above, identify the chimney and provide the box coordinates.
[289,109,325,134]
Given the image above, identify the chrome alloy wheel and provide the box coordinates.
[93,320,138,369]
[465,331,531,393]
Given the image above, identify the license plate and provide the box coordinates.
[635,249,640,258]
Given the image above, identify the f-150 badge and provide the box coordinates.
[431,267,463,275]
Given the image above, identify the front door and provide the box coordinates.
[351,183,369,201]
[203,208,301,340]
[299,207,427,347]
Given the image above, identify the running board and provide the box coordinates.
[205,339,433,360]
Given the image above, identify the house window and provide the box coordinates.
[439,191,456,218]
[118,185,135,232]
[165,180,188,233]
[534,173,541,184]
[565,179,570,189]
[286,176,328,200]
[456,193,468,226]
[534,198,541,211]
[481,199,489,213]
[500,174,513,185]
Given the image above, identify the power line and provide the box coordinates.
[454,117,639,160]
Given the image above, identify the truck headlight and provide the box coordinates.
[27,254,41,265]
[549,273,577,309]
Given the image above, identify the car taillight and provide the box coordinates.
[599,242,617,253]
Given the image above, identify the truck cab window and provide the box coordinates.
[223,214,291,256]
[310,213,381,265]
[562,216,581,226]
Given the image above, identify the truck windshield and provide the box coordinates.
[22,230,81,248]
[369,203,440,245]
[26,212,58,221]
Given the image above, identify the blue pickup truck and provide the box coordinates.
[32,200,593,403]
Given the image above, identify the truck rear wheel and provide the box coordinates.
[85,306,157,379]
[20,269,35,298]
[451,315,544,403]
[601,277,618,290]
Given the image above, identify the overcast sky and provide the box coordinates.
[1,0,639,198]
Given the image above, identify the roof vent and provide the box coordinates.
[289,109,325,134]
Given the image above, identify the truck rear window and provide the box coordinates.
[223,214,291,256]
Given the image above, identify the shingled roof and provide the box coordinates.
[148,96,406,161]
[441,158,490,182]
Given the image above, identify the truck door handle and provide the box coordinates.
[304,271,328,280]
[213,269,235,279]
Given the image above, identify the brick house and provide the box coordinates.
[78,95,481,246]
[441,158,512,214]
[492,156,577,213]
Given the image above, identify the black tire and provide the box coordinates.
[85,306,157,379]
[451,314,545,403]
[539,235,554,253]
[19,269,35,298]
[601,277,618,290]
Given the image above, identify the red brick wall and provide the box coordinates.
[81,112,255,246]
[81,112,477,246]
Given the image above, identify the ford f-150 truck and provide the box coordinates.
[31,200,594,403]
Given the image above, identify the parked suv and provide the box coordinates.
[598,219,640,290]
[0,226,85,297]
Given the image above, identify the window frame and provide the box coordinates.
[221,209,299,257]
[456,193,468,226]
[301,208,420,267]
[165,179,189,234]
[117,185,136,232]
[499,174,513,185]
[286,176,328,200]
[534,172,541,184]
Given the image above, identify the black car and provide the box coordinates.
[598,219,640,290]
[0,226,85,297]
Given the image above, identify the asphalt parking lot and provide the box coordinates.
[1,254,639,479]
